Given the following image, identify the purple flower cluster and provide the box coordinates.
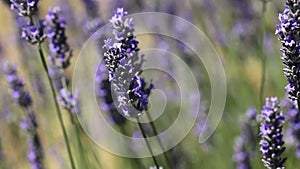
[21,116,44,169]
[3,62,44,169]
[21,21,46,44]
[276,0,300,102]
[44,6,72,69]
[4,63,32,108]
[283,97,300,158]
[233,108,257,169]
[233,137,252,169]
[103,8,153,117]
[10,0,39,16]
[9,0,45,45]
[259,97,286,169]
[57,88,80,115]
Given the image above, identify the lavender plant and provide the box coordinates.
[233,108,257,169]
[7,3,77,168]
[276,0,300,161]
[3,62,44,169]
[103,8,160,167]
[44,7,98,169]
[259,97,286,169]
[103,8,153,118]
[276,0,300,104]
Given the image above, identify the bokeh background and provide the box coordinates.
[0,0,297,168]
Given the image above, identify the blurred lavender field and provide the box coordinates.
[0,0,299,169]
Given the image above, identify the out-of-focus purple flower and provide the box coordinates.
[259,97,286,169]
[233,107,257,169]
[81,0,99,19]
[282,95,300,159]
[10,0,39,16]
[103,8,153,117]
[0,135,3,161]
[57,88,80,115]
[81,0,104,36]
[44,6,72,69]
[21,20,46,44]
[83,18,104,35]
[276,0,300,101]
[233,137,252,169]
[3,62,32,107]
[3,62,44,169]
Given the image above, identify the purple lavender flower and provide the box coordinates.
[21,20,46,44]
[282,95,300,158]
[4,62,32,107]
[10,0,39,16]
[233,108,257,169]
[233,137,252,169]
[3,62,44,169]
[57,88,80,115]
[103,8,153,117]
[44,6,72,69]
[276,0,300,102]
[259,97,286,169]
[22,117,44,169]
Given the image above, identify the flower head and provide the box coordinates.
[259,97,286,169]
[103,8,152,117]
[276,0,300,101]
[44,6,72,69]
[3,62,32,107]
[10,0,39,16]
[21,20,46,44]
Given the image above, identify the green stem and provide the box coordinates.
[73,122,87,169]
[145,111,172,169]
[259,1,268,108]
[137,118,160,168]
[37,43,76,169]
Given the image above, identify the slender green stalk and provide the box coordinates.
[37,43,76,169]
[259,1,268,108]
[137,118,160,168]
[73,121,88,169]
[145,111,173,169]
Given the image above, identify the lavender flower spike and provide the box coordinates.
[3,62,44,169]
[103,8,153,117]
[10,0,39,16]
[44,6,72,69]
[276,0,300,102]
[21,20,46,44]
[259,97,286,169]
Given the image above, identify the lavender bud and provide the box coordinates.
[259,97,286,169]
[276,0,300,101]
[10,0,39,17]
[57,88,80,115]
[3,62,32,107]
[21,20,46,44]
[44,6,72,69]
